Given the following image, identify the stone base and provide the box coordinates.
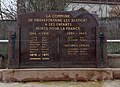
[2,68,113,82]
[113,68,120,79]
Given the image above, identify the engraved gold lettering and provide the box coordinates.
[30,54,37,56]
[29,32,37,35]
[64,44,78,47]
[42,32,49,35]
[34,18,62,22]
[42,53,49,56]
[63,19,70,22]
[67,32,75,35]
[30,49,39,51]
[71,19,87,22]
[66,27,80,30]
[79,32,87,35]
[79,44,90,47]
[30,58,41,60]
[42,58,49,60]
[28,18,33,22]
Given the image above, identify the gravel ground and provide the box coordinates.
[0,80,120,87]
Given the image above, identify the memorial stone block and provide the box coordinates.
[8,9,107,68]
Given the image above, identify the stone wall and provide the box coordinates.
[108,54,120,68]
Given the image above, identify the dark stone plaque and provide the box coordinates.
[8,9,107,68]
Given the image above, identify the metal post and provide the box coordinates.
[11,32,16,60]
[99,32,105,67]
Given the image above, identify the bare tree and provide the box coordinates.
[17,0,68,13]
[0,0,17,20]
[109,5,120,17]
[0,0,3,20]
[1,0,120,20]
[0,0,70,20]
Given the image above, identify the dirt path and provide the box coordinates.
[0,80,120,87]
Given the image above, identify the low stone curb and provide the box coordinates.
[0,68,114,82]
[0,68,120,82]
